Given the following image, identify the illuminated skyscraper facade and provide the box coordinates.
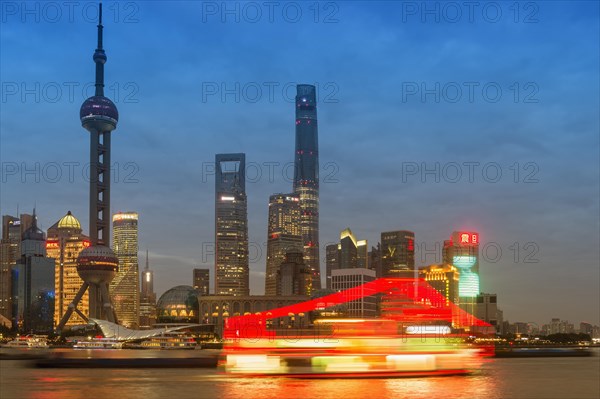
[443,231,480,298]
[47,212,90,327]
[420,263,460,326]
[380,230,415,277]
[139,250,156,329]
[293,84,321,290]
[111,212,139,328]
[326,228,369,288]
[215,153,249,296]
[265,193,302,296]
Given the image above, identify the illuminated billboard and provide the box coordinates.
[453,255,479,297]
[453,255,476,269]
[458,272,480,297]
[452,232,479,246]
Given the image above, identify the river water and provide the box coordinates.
[1,351,599,399]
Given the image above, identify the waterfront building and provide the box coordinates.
[199,294,310,338]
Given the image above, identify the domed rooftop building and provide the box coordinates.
[57,211,82,231]
[156,285,200,324]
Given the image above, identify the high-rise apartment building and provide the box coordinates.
[111,212,139,328]
[215,153,249,296]
[265,193,302,295]
[293,84,321,290]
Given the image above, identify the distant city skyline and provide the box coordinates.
[1,2,598,326]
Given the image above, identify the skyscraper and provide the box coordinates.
[13,211,55,333]
[111,212,139,328]
[265,193,302,296]
[47,212,90,327]
[193,268,210,296]
[0,214,34,323]
[380,230,415,277]
[139,250,157,329]
[293,84,321,290]
[0,215,25,322]
[215,153,249,296]
[325,244,340,289]
[57,3,120,330]
[443,231,480,297]
[278,252,311,296]
[339,228,368,270]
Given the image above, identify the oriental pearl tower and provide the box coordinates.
[57,2,119,331]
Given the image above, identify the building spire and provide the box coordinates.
[145,249,149,270]
[93,2,107,97]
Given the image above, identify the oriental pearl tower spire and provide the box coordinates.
[57,2,120,331]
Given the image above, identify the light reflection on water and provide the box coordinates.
[1,351,599,399]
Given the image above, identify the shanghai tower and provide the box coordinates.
[293,85,321,290]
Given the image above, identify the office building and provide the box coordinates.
[12,211,55,333]
[111,212,139,328]
[380,230,415,277]
[215,153,249,296]
[139,250,157,329]
[193,268,210,296]
[419,263,460,308]
[475,293,499,332]
[0,214,33,323]
[443,232,480,302]
[331,268,377,317]
[325,228,368,289]
[325,244,340,289]
[293,84,321,290]
[265,193,302,295]
[278,252,311,296]
[47,212,90,327]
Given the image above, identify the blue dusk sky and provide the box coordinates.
[1,1,598,326]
